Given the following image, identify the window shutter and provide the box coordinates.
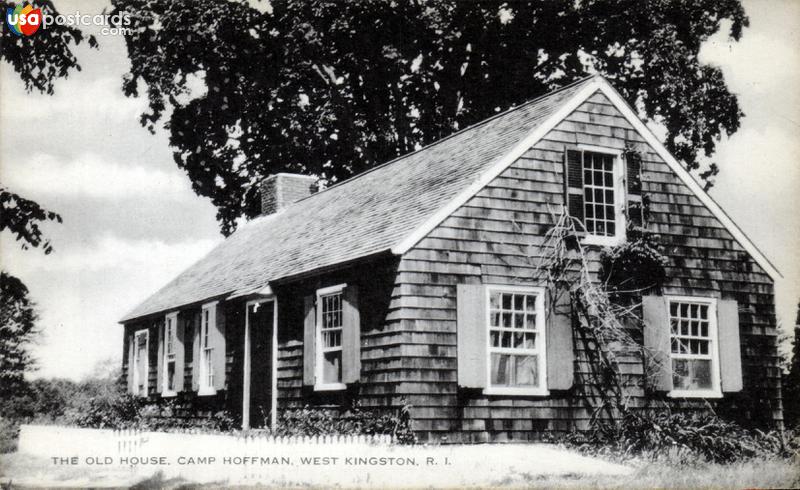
[625,148,644,228]
[457,284,487,389]
[156,321,164,394]
[563,148,585,224]
[718,299,743,392]
[174,314,185,392]
[342,286,361,384]
[642,295,672,392]
[546,292,574,390]
[191,312,201,391]
[303,294,316,386]
[210,304,226,391]
[127,333,135,394]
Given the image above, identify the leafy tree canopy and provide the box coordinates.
[112,0,747,236]
[1,0,97,94]
[1,1,91,391]
[0,272,38,397]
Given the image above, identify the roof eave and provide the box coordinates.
[391,75,781,282]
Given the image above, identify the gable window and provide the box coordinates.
[199,304,215,394]
[667,297,721,398]
[485,286,547,395]
[162,313,178,396]
[583,151,618,237]
[315,284,346,390]
[132,329,149,397]
[564,146,626,245]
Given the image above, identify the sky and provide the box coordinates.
[1,0,798,380]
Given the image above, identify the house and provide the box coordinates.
[120,76,783,442]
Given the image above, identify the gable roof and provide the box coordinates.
[121,76,779,323]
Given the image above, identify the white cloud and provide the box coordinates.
[1,152,192,201]
[0,73,145,122]
[2,233,220,380]
[700,21,800,95]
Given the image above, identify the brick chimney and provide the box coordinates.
[259,173,317,215]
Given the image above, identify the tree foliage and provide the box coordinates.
[0,272,38,398]
[1,0,90,393]
[111,0,747,235]
[0,187,62,255]
[0,0,97,94]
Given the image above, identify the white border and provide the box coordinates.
[665,295,723,399]
[483,284,549,397]
[391,76,780,280]
[315,283,348,392]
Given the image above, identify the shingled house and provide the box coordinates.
[120,76,783,442]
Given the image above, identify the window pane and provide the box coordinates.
[513,294,524,311]
[515,355,538,387]
[502,294,512,310]
[490,312,500,327]
[513,332,525,349]
[167,362,175,391]
[491,353,511,386]
[525,295,536,312]
[672,358,712,390]
[502,313,512,328]
[525,313,536,330]
[323,350,342,384]
[514,313,524,329]
[490,292,501,310]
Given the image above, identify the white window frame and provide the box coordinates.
[132,329,149,397]
[314,283,347,391]
[666,295,722,399]
[578,145,626,247]
[198,302,217,396]
[484,285,549,396]
[161,312,178,397]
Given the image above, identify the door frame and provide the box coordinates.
[242,296,278,430]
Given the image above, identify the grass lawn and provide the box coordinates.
[2,450,798,488]
[503,457,800,489]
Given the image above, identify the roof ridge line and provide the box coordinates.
[289,75,598,204]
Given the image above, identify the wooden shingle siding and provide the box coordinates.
[395,89,780,442]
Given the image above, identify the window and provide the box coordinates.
[132,329,148,397]
[162,313,178,396]
[316,284,346,390]
[199,304,215,395]
[565,146,626,245]
[668,297,721,398]
[486,286,547,395]
[583,151,618,237]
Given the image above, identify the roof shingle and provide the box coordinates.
[121,77,596,322]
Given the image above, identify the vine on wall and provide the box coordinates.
[531,147,670,436]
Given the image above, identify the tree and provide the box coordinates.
[110,0,747,236]
[0,272,38,399]
[1,0,93,395]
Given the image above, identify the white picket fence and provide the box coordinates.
[14,424,632,487]
[19,424,395,459]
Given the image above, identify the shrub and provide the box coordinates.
[69,392,143,429]
[0,417,20,453]
[273,404,416,444]
[554,411,795,464]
